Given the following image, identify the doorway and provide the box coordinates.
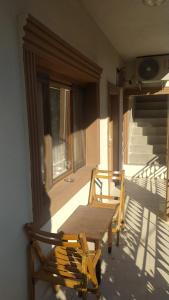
[123,86,169,220]
[108,84,121,171]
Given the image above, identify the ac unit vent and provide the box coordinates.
[136,55,169,82]
[138,58,159,80]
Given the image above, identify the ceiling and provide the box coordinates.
[80,0,169,60]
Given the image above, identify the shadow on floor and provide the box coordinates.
[99,178,169,300]
[45,179,169,300]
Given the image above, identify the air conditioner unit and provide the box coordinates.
[136,55,169,82]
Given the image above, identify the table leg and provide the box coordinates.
[95,240,100,251]
[108,220,112,254]
[116,230,120,247]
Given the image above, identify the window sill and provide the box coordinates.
[47,165,95,220]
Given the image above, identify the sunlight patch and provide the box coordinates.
[123,246,135,260]
[157,267,169,284]
[136,244,145,271]
[146,281,155,293]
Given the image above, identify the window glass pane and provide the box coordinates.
[49,86,71,180]
[73,87,86,171]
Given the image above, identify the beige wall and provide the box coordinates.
[0,1,122,299]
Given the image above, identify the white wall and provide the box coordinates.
[0,1,32,299]
[0,1,122,299]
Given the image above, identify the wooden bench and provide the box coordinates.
[59,205,115,253]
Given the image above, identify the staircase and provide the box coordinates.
[128,96,167,166]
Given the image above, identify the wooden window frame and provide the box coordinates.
[72,85,86,172]
[23,15,102,225]
[47,82,72,186]
[38,77,88,188]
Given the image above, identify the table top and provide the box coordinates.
[59,205,115,241]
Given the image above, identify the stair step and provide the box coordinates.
[132,126,167,136]
[133,118,167,127]
[136,96,167,103]
[131,135,166,145]
[130,95,167,166]
[128,153,166,165]
[135,109,167,118]
[135,102,167,110]
[130,144,166,154]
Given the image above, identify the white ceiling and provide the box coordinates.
[80,0,169,60]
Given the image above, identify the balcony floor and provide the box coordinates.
[45,178,169,300]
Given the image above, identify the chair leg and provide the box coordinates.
[108,221,112,254]
[78,290,83,298]
[78,290,88,299]
[96,290,101,300]
[121,219,125,230]
[96,259,101,285]
[116,230,120,247]
[108,246,112,254]
[82,292,87,300]
[52,284,60,295]
[27,246,35,300]
[28,278,35,300]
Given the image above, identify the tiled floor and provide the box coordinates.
[44,178,169,300]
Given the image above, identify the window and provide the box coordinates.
[38,77,86,190]
[50,85,71,180]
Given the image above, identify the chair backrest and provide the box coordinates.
[25,223,82,247]
[88,168,125,209]
[24,223,98,288]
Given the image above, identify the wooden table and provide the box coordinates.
[59,205,115,252]
[59,205,115,284]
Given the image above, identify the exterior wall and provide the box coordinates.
[0,1,122,300]
[26,0,122,168]
[0,2,32,300]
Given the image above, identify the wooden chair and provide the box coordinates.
[24,223,101,300]
[88,168,125,247]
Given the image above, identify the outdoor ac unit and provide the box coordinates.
[136,55,169,82]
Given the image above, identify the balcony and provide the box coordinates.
[34,176,169,300]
